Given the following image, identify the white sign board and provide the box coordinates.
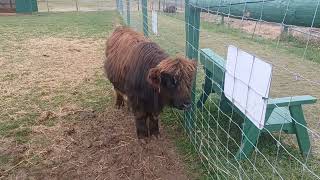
[152,10,158,35]
[224,45,272,129]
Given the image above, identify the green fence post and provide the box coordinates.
[119,0,123,15]
[75,0,79,11]
[116,0,119,12]
[32,0,38,12]
[184,1,200,135]
[126,0,130,26]
[46,0,49,12]
[142,0,148,36]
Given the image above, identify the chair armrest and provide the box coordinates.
[199,48,225,73]
[267,95,317,109]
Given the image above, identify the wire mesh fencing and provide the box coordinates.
[116,0,320,179]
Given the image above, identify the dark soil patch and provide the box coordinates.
[1,107,189,180]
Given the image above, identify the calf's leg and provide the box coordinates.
[149,114,160,137]
[114,89,125,109]
[126,99,132,112]
[134,111,148,139]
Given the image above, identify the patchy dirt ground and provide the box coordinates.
[0,13,16,16]
[1,107,189,180]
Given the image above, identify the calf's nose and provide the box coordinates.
[183,102,192,109]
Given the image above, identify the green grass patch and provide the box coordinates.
[0,121,20,136]
[72,72,113,112]
[0,112,37,137]
[0,155,11,165]
[0,11,119,41]
[13,128,32,144]
[161,109,207,180]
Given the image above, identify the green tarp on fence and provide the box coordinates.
[189,0,320,27]
[16,0,38,13]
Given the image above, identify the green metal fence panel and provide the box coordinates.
[119,0,124,15]
[142,0,148,36]
[126,0,130,26]
[184,0,200,135]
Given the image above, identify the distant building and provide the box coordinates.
[0,0,15,13]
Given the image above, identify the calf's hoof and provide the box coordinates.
[127,106,132,112]
[150,129,160,138]
[138,138,149,145]
[137,129,148,139]
[115,102,124,109]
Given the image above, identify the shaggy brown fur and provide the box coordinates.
[104,26,197,139]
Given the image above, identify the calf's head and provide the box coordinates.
[147,57,197,110]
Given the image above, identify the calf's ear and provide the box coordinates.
[188,59,198,69]
[147,68,161,89]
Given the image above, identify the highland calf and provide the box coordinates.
[163,5,177,13]
[104,26,196,139]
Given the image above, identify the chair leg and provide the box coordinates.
[289,105,311,157]
[197,70,213,109]
[219,94,232,114]
[236,119,261,160]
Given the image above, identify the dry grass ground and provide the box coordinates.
[0,11,197,179]
[201,13,320,44]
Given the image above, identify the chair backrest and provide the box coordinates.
[199,48,226,94]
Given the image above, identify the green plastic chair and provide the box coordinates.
[197,48,317,160]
